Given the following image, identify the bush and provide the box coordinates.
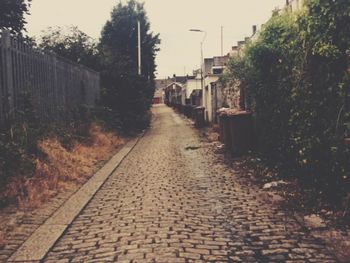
[0,91,98,204]
[228,0,350,205]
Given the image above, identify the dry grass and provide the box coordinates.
[1,123,123,208]
[0,231,4,249]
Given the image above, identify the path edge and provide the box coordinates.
[8,132,145,262]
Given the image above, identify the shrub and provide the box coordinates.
[227,0,350,205]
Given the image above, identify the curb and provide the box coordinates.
[8,134,144,262]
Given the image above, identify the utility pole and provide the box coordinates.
[138,20,141,75]
[221,26,223,56]
[189,29,206,107]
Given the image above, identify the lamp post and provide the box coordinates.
[138,20,141,75]
[189,29,206,106]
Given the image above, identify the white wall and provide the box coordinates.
[181,87,186,105]
[203,75,219,123]
[289,0,303,12]
[185,78,201,99]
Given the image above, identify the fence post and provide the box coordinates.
[2,30,15,120]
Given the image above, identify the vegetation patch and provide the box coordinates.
[0,123,123,208]
[224,0,350,209]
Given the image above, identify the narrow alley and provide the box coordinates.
[38,105,336,262]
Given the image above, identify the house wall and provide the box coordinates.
[204,58,214,76]
[289,0,303,12]
[164,82,183,105]
[213,56,229,67]
[202,55,230,122]
[181,87,186,105]
[217,81,241,108]
[185,79,201,100]
[203,75,219,123]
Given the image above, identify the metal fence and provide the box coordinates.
[0,30,100,126]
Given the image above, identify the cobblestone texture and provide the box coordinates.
[0,189,75,263]
[43,105,336,262]
[0,143,125,262]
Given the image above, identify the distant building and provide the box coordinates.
[183,71,201,106]
[154,75,190,104]
[154,79,172,104]
[171,75,188,85]
[153,89,163,104]
[202,55,230,123]
[164,82,183,105]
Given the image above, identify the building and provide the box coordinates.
[154,75,190,105]
[164,82,183,105]
[154,79,173,104]
[182,70,202,106]
[152,89,163,104]
[209,23,264,122]
[286,0,304,12]
[181,0,305,123]
[202,55,230,123]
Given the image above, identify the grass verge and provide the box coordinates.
[1,123,123,207]
[0,123,123,247]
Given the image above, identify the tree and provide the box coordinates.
[99,0,160,131]
[0,0,31,34]
[39,26,100,71]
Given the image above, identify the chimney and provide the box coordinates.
[252,25,257,35]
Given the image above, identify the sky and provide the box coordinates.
[26,0,286,78]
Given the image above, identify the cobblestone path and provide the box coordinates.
[44,105,336,262]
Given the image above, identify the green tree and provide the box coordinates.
[99,0,160,131]
[39,26,100,71]
[0,0,31,34]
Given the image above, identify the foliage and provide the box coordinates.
[221,55,250,109]
[0,91,40,198]
[99,0,160,131]
[39,26,100,71]
[0,91,90,199]
[290,0,350,200]
[1,0,160,206]
[0,0,31,34]
[226,0,350,205]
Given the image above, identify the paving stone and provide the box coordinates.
[7,105,336,262]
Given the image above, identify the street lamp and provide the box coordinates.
[189,29,207,106]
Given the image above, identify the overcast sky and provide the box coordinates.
[26,0,286,78]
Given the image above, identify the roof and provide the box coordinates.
[165,82,183,91]
[172,76,188,84]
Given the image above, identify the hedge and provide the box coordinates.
[228,0,350,204]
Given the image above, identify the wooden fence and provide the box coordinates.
[0,30,100,126]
